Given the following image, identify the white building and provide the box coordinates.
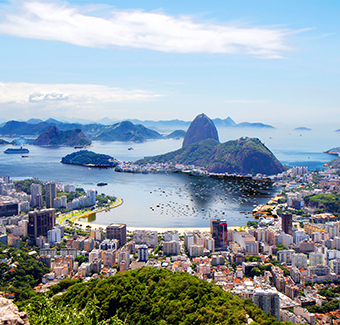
[163,241,180,256]
[292,253,307,269]
[309,252,324,266]
[47,227,62,244]
[164,230,179,242]
[133,230,158,248]
[138,245,149,262]
[64,184,76,193]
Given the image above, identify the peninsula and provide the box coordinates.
[136,114,284,176]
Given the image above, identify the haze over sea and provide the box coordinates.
[1,124,339,228]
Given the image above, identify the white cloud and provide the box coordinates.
[0,1,301,58]
[0,81,162,105]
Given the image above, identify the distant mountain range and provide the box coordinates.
[0,117,274,143]
[0,116,274,133]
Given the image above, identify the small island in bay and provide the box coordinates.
[61,150,119,167]
[293,127,312,131]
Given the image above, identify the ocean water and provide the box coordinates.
[0,125,338,227]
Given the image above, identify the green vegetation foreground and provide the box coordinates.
[22,267,296,325]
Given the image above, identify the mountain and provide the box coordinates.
[0,120,163,142]
[33,126,91,146]
[213,117,236,127]
[325,147,340,156]
[164,129,186,139]
[237,122,274,129]
[137,137,284,175]
[0,139,11,145]
[182,113,219,148]
[329,156,340,168]
[26,118,43,124]
[22,267,287,325]
[91,121,162,142]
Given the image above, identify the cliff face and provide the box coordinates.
[182,113,219,148]
[0,297,30,325]
[33,126,91,146]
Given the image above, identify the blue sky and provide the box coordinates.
[0,0,339,125]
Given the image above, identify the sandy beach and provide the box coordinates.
[75,220,244,234]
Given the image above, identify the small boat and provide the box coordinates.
[21,155,29,158]
[97,182,108,186]
[128,147,134,150]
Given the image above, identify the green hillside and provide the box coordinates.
[22,267,294,325]
[137,137,284,175]
[61,150,118,167]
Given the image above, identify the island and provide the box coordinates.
[61,150,119,168]
[293,127,312,131]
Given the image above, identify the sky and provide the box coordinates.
[0,0,339,125]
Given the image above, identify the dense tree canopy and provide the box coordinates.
[22,267,297,325]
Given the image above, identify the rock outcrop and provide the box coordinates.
[0,297,29,325]
[182,113,219,148]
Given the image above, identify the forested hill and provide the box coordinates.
[22,267,296,325]
[137,137,284,175]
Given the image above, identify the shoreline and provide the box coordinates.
[74,221,245,234]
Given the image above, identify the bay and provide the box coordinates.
[0,125,338,228]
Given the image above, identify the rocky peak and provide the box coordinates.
[182,113,219,148]
[0,297,30,325]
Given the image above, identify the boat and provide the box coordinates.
[74,146,84,149]
[128,147,134,151]
[21,155,29,158]
[97,182,108,186]
[4,147,29,154]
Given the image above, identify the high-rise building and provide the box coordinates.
[28,208,55,239]
[281,213,292,235]
[30,183,42,207]
[45,182,57,208]
[253,289,280,320]
[292,253,307,269]
[163,241,180,256]
[138,245,148,262]
[210,219,228,250]
[309,252,324,266]
[106,223,126,248]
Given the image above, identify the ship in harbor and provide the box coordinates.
[4,147,30,154]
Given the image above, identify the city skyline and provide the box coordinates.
[0,0,339,125]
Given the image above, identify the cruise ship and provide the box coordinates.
[4,147,30,154]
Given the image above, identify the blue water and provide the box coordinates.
[1,125,338,227]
